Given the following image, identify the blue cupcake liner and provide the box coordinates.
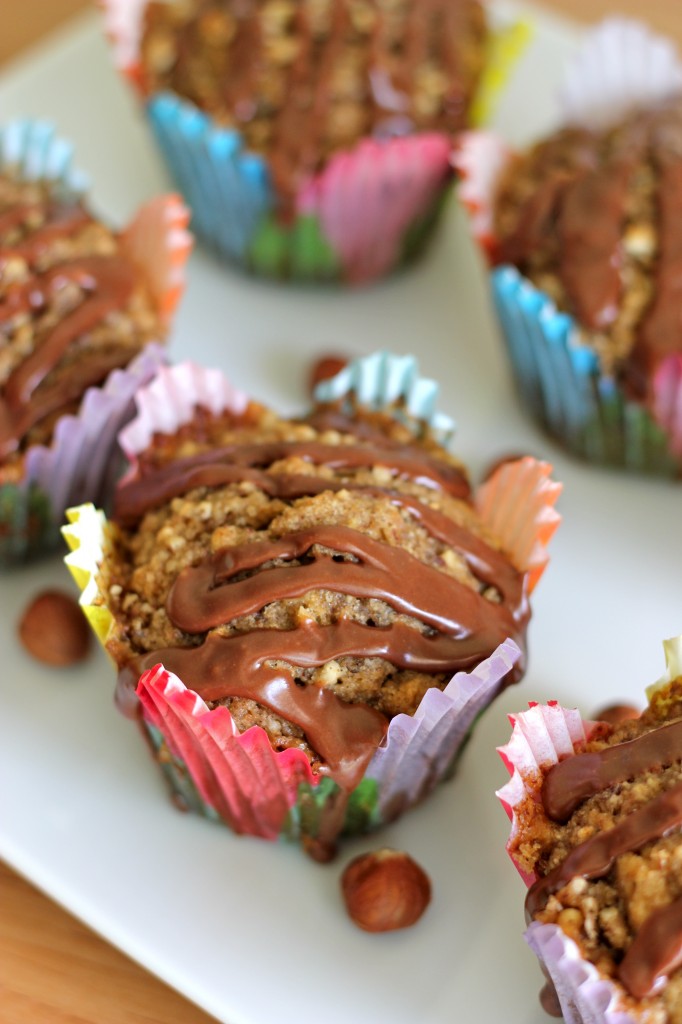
[148,93,271,266]
[0,119,89,198]
[491,266,679,476]
[313,351,456,445]
[145,92,450,283]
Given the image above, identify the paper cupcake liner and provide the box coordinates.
[0,342,167,567]
[101,0,529,283]
[492,268,680,474]
[312,350,457,444]
[145,93,451,283]
[454,19,682,477]
[0,121,191,564]
[558,17,682,132]
[63,353,561,848]
[0,119,88,196]
[496,636,682,1023]
[496,704,633,1022]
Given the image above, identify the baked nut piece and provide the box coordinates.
[498,637,682,1022]
[64,354,561,858]
[455,19,682,477]
[0,120,190,563]
[102,0,491,282]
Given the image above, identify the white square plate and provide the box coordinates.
[1,7,681,1023]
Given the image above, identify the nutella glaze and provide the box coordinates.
[527,712,682,1002]
[140,0,485,214]
[113,408,529,796]
[494,100,682,395]
[0,191,145,460]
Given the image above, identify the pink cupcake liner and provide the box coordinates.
[138,641,521,839]
[138,665,316,838]
[497,701,598,883]
[117,361,250,485]
[298,133,451,284]
[653,355,682,457]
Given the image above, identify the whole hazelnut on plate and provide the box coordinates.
[308,354,348,396]
[341,848,431,932]
[593,703,640,726]
[18,589,91,667]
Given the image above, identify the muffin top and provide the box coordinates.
[493,98,682,396]
[140,0,486,203]
[515,679,682,1019]
[0,175,162,480]
[105,397,528,794]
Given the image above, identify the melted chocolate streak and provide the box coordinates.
[0,202,135,457]
[533,721,682,999]
[117,435,527,791]
[543,718,682,823]
[113,439,471,524]
[498,115,682,376]
[162,0,476,207]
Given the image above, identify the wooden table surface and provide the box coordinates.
[2,2,681,1023]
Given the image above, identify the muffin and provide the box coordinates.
[455,18,682,477]
[0,119,191,564]
[64,352,560,859]
[498,636,682,1022]
[101,0,526,283]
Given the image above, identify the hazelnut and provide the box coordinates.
[593,703,640,726]
[18,589,91,667]
[341,848,431,932]
[539,981,563,1017]
[308,354,348,396]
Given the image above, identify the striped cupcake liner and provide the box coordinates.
[491,268,679,475]
[0,120,192,565]
[145,93,451,284]
[101,0,529,284]
[496,635,682,1024]
[63,352,561,850]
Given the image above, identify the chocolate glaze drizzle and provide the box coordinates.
[530,716,682,1000]
[142,0,484,213]
[115,416,527,793]
[495,102,682,389]
[0,195,139,458]
[113,438,470,524]
[542,718,682,823]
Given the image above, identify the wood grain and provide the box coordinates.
[1,1,681,1023]
[0,861,218,1024]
